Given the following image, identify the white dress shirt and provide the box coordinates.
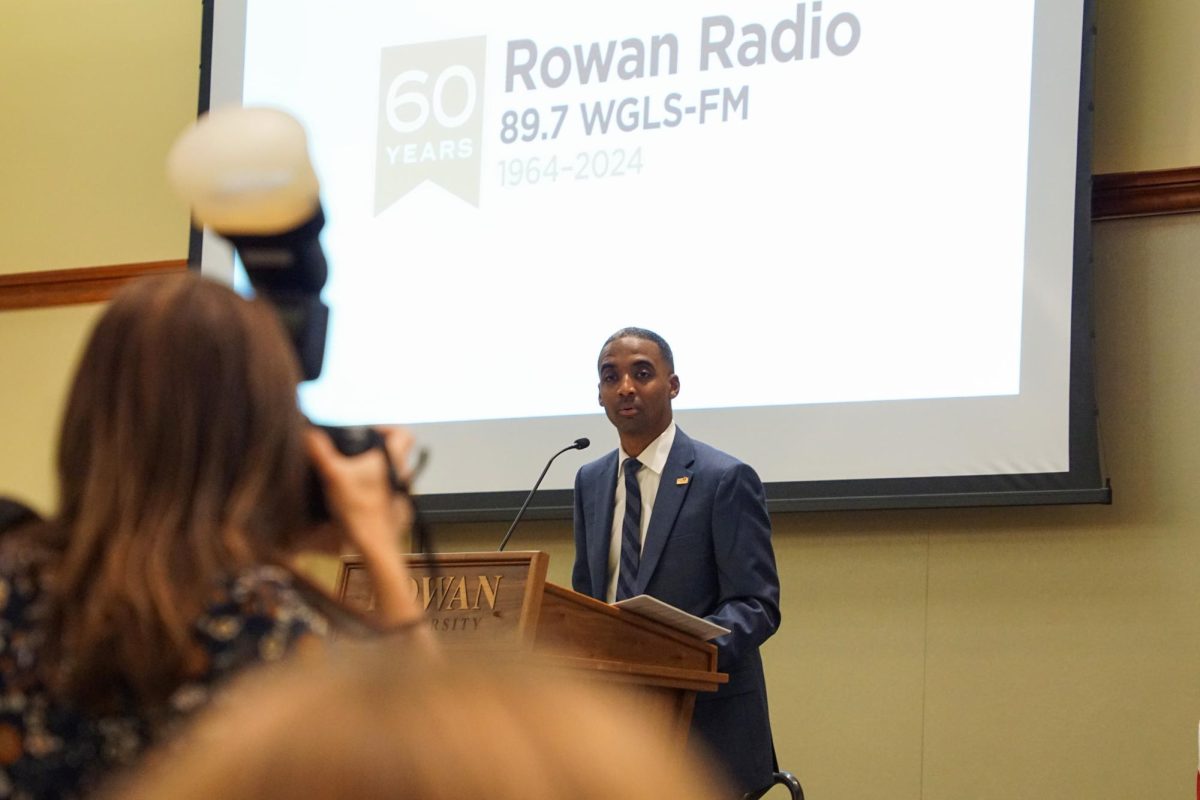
[605,421,677,603]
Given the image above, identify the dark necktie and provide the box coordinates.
[616,457,643,601]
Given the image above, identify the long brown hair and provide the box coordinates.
[44,273,310,710]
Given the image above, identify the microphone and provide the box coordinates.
[498,438,590,552]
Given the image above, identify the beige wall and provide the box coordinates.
[0,1,199,510]
[1,1,1198,798]
[0,1,198,274]
[1093,0,1200,171]
[0,303,105,509]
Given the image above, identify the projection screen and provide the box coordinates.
[197,0,1109,519]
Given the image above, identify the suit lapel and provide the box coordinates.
[635,429,695,595]
[589,452,620,596]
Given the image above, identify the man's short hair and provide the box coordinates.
[598,327,675,373]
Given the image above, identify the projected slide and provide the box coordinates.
[206,0,1096,503]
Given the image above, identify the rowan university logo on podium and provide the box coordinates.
[375,37,486,212]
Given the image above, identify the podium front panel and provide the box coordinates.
[337,551,549,648]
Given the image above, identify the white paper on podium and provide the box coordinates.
[613,595,730,641]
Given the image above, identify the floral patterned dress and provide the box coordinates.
[0,545,329,800]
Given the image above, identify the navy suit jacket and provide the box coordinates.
[572,427,781,794]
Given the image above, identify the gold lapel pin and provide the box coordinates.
[676,477,690,485]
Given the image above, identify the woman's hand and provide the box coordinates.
[304,427,414,558]
[304,427,427,634]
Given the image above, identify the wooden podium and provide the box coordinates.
[335,550,726,745]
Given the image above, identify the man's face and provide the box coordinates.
[597,336,679,450]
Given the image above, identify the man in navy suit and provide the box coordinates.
[572,327,781,797]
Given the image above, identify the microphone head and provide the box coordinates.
[574,437,591,450]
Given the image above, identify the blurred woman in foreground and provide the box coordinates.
[109,644,729,800]
[0,274,424,798]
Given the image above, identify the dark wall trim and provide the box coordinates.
[0,166,1196,312]
[1093,166,1200,220]
[0,260,187,312]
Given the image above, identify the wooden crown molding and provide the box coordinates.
[1092,166,1200,220]
[0,260,188,312]
[0,166,1196,312]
